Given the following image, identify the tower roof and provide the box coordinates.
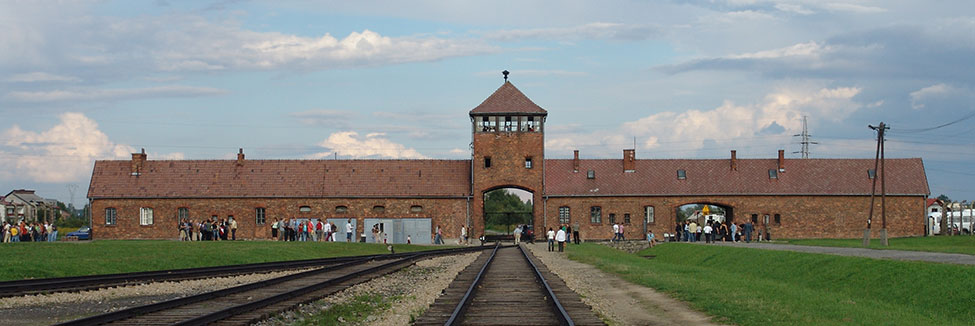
[470,81,547,115]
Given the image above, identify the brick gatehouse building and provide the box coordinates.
[88,81,930,242]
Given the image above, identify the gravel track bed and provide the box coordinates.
[257,252,481,326]
[526,243,724,326]
[0,268,314,325]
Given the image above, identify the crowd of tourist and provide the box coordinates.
[269,218,352,242]
[673,220,755,243]
[178,217,239,241]
[1,221,58,242]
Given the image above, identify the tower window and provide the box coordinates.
[485,156,492,168]
[504,116,513,131]
[525,157,533,169]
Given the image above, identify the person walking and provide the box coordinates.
[513,225,522,244]
[619,223,625,241]
[744,221,753,243]
[555,227,567,252]
[730,222,738,242]
[460,225,468,245]
[612,223,620,242]
[547,228,555,252]
[434,225,443,245]
[572,223,581,244]
[230,217,238,240]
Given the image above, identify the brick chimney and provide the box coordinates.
[236,148,245,166]
[131,148,147,176]
[777,149,785,172]
[623,149,636,172]
[573,150,580,172]
[730,150,737,171]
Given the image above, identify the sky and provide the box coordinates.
[1,0,974,207]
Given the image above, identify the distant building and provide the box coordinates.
[88,81,930,241]
[3,189,59,223]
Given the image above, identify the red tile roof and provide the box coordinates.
[470,82,547,115]
[88,160,472,199]
[544,158,929,196]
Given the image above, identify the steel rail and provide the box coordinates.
[56,245,491,326]
[175,254,425,326]
[519,244,574,326]
[444,243,501,326]
[0,253,384,297]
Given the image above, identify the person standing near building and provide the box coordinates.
[555,227,567,252]
[703,223,713,243]
[513,224,522,244]
[744,221,753,243]
[434,225,443,244]
[230,217,238,241]
[315,219,323,242]
[547,228,555,251]
[730,222,738,242]
[345,218,354,242]
[572,223,580,244]
[688,220,698,242]
[271,219,279,240]
[619,223,625,241]
[460,225,468,245]
[612,223,620,242]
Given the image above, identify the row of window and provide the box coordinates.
[475,115,542,133]
[105,205,425,226]
[483,156,533,169]
[557,206,655,225]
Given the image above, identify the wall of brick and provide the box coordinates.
[91,197,469,240]
[471,130,545,237]
[541,195,926,240]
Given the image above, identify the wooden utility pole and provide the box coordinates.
[865,122,889,247]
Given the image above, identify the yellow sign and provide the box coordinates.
[702,205,710,215]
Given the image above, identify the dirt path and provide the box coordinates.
[526,243,725,326]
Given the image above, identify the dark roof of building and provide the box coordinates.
[544,158,929,196]
[88,160,472,199]
[470,82,547,115]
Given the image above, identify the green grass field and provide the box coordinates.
[783,236,975,255]
[567,243,974,326]
[0,240,444,281]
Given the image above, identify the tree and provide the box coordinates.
[483,189,533,234]
[937,194,951,202]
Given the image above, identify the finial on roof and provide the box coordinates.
[502,70,509,82]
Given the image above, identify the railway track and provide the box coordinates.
[56,246,490,326]
[0,251,413,298]
[414,244,604,326]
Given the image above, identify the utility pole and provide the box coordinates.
[793,116,818,158]
[865,122,890,246]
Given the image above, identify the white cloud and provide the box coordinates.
[729,41,830,59]
[774,3,814,15]
[910,83,955,109]
[311,131,428,159]
[484,22,658,41]
[4,72,80,83]
[547,86,864,157]
[1,113,133,183]
[6,85,228,102]
[821,3,886,13]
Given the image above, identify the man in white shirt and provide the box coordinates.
[345,219,354,242]
[323,221,332,241]
[612,223,620,242]
[703,223,713,243]
[460,225,467,245]
[546,228,555,251]
[555,227,567,252]
[513,225,522,244]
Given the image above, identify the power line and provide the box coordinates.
[891,111,975,134]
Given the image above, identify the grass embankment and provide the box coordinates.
[568,243,974,326]
[784,236,975,255]
[0,240,442,281]
[295,294,397,325]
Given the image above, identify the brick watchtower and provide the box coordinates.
[469,78,547,238]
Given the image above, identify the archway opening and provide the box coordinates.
[483,188,534,240]
[675,203,736,242]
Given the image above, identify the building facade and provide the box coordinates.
[88,81,930,241]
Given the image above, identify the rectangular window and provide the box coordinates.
[485,156,492,168]
[751,214,758,224]
[140,207,153,226]
[587,170,595,179]
[105,208,117,225]
[558,206,570,225]
[677,169,687,180]
[525,157,533,169]
[177,207,189,221]
[504,116,513,131]
[256,207,266,225]
[769,169,778,179]
[644,206,654,224]
[624,213,631,224]
[590,206,602,224]
[609,213,616,224]
[774,214,781,225]
[867,169,876,179]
